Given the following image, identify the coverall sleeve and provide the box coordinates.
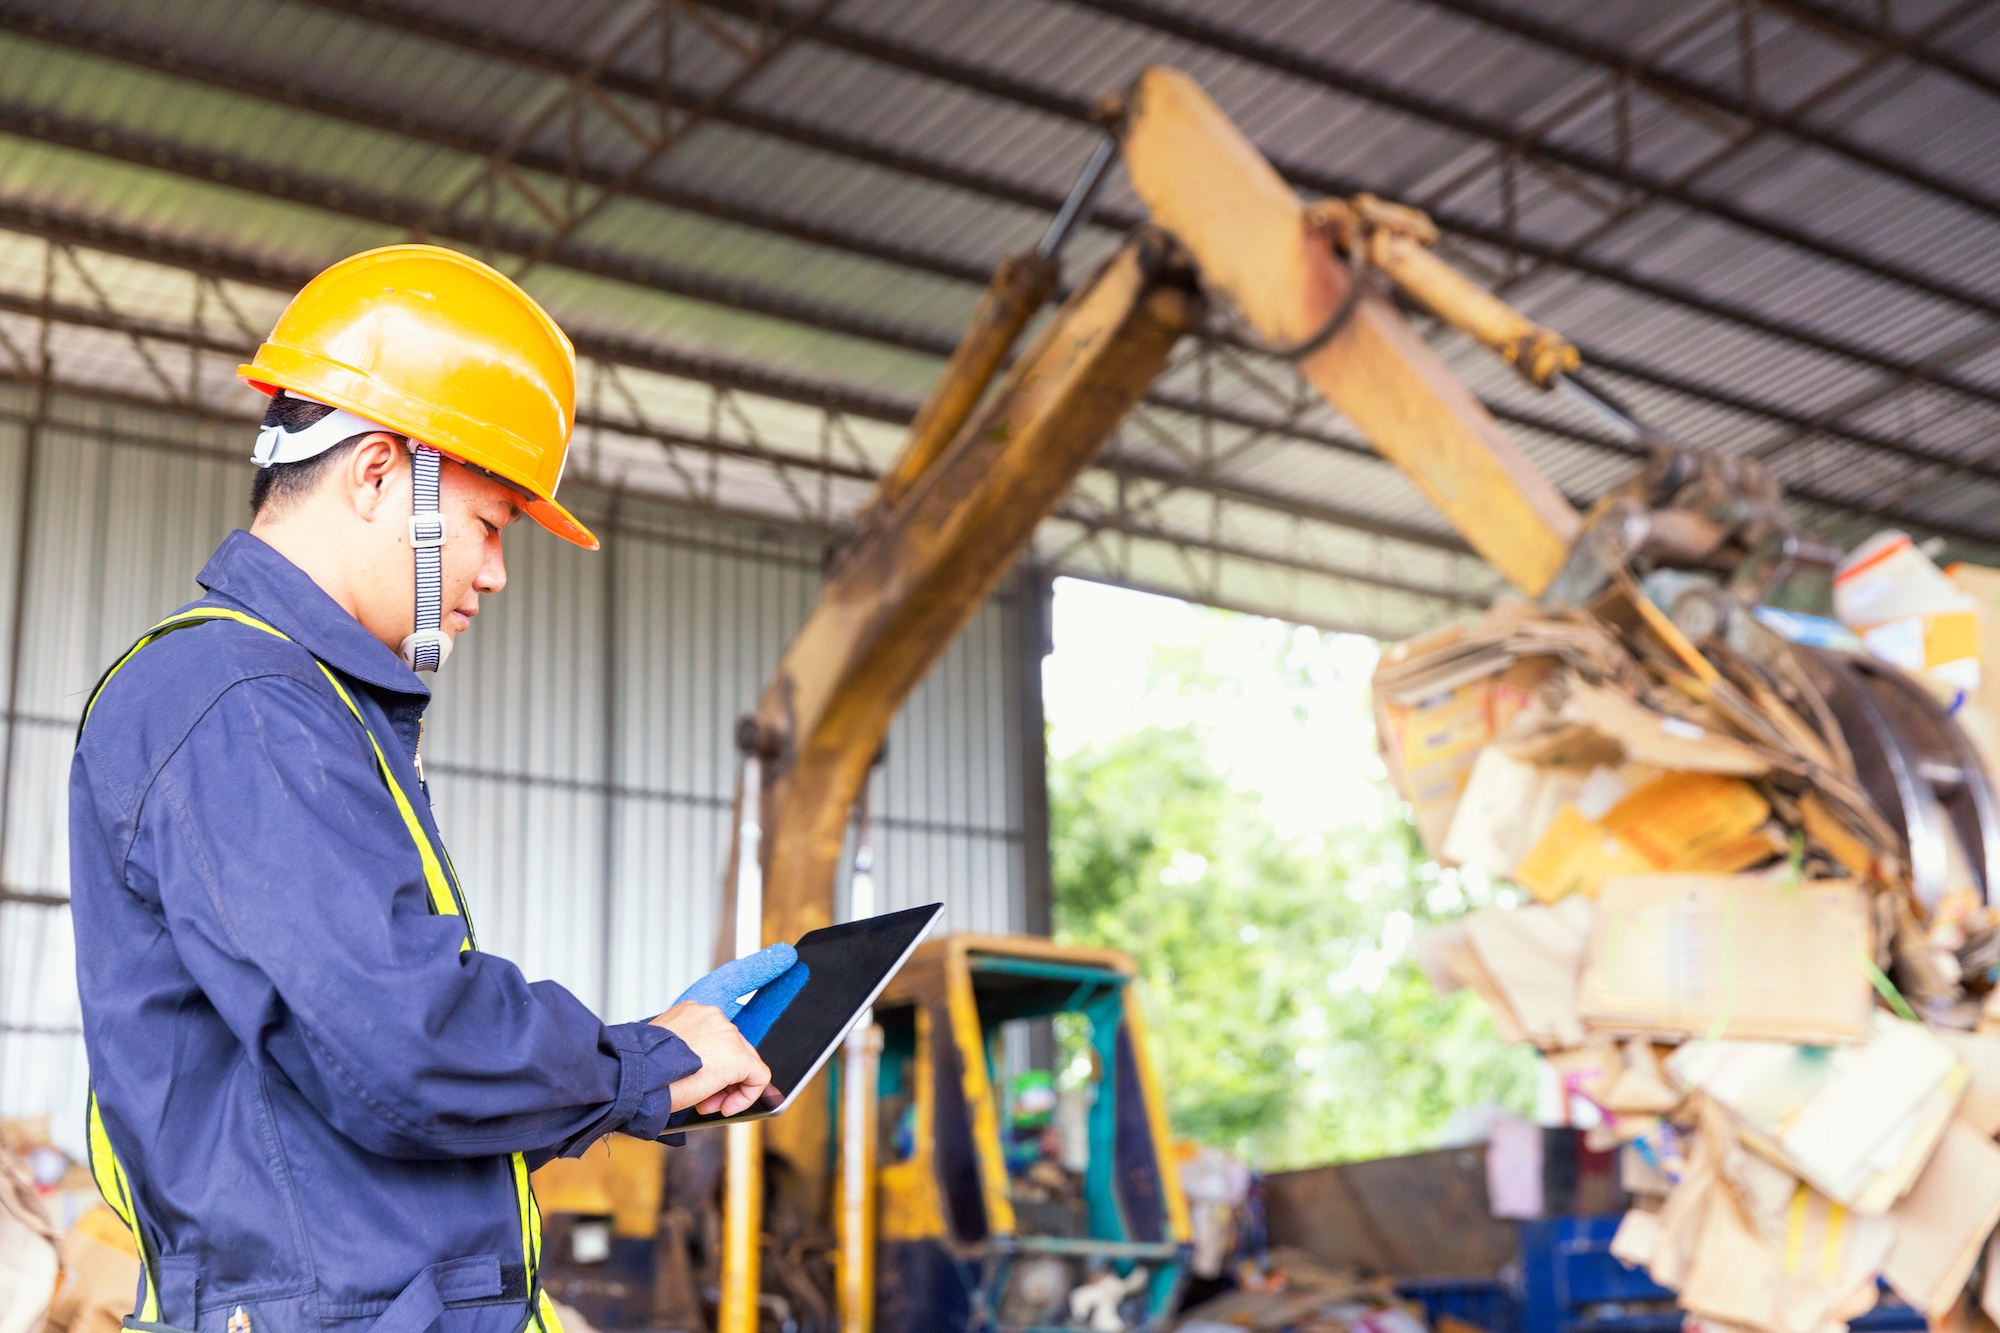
[134,672,702,1160]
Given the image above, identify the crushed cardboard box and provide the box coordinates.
[1506,675,1772,777]
[1667,1013,1962,1213]
[1941,1030,2000,1137]
[1382,577,2000,1333]
[1418,897,1593,1049]
[1883,1120,2000,1318]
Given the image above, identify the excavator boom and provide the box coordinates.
[1112,66,1583,596]
[727,228,1203,1232]
[714,63,1670,1333]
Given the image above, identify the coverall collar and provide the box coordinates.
[196,529,431,701]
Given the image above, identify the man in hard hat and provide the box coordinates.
[68,245,790,1333]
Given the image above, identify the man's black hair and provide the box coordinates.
[249,394,379,516]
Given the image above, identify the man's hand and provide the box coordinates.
[652,1002,778,1117]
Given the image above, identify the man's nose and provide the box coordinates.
[477,542,507,595]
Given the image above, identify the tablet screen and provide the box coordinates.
[679,901,942,1126]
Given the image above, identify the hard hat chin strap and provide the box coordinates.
[400,442,452,673]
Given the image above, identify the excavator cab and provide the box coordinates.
[869,935,1191,1333]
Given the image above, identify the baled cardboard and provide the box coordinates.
[1669,1013,1964,1212]
[1884,1119,2000,1318]
[1598,774,1772,871]
[1375,657,1551,860]
[1411,917,1529,1044]
[1513,804,1655,903]
[1508,676,1770,776]
[1579,875,1874,1045]
[1938,1029,2000,1137]
[1462,897,1593,1050]
[1441,748,1588,879]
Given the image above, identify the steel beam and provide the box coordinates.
[0,136,1465,468]
[444,0,846,282]
[14,7,1998,423]
[0,106,966,356]
[0,11,996,285]
[5,294,1992,563]
[14,93,2000,427]
[1054,566,1461,640]
[7,111,1995,510]
[3,201,1992,549]
[1756,0,2000,105]
[0,266,1493,597]
[1406,0,2000,224]
[1051,512,1490,606]
[694,0,2000,325]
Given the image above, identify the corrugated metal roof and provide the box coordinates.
[0,0,1996,633]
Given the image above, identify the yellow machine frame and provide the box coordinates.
[864,934,1190,1333]
[712,60,1649,1333]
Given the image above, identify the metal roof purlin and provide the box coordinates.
[1397,0,2000,224]
[0,242,1505,588]
[680,0,2000,324]
[7,95,1999,495]
[420,0,848,281]
[4,0,2000,624]
[17,6,1995,425]
[7,85,1998,424]
[0,205,1992,553]
[1756,0,2000,106]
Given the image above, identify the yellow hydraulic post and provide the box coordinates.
[836,1020,881,1331]
[852,137,1113,532]
[858,252,1057,524]
[1339,194,1646,441]
[837,779,881,1333]
[1348,196,1579,389]
[835,1016,881,1331]
[718,753,765,1333]
[746,232,1201,1210]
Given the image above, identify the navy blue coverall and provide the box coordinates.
[68,530,702,1333]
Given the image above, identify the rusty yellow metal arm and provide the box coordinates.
[1113,65,1582,596]
[746,228,1201,965]
[862,251,1059,520]
[712,231,1201,1317]
[1355,206,1581,390]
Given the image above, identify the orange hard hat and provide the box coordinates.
[238,244,596,550]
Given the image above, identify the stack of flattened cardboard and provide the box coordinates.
[1387,585,2000,1333]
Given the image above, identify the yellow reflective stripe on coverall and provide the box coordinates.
[80,608,558,1332]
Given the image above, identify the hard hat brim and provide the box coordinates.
[239,364,599,550]
[524,493,600,551]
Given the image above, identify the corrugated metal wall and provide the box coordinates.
[0,383,1042,1156]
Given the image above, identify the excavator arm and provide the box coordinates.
[1111,65,1584,597]
[716,63,1724,1333]
[710,226,1202,1333]
[744,227,1202,974]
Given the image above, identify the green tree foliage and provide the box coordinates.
[1047,614,1536,1170]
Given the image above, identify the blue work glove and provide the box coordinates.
[733,961,811,1046]
[673,942,799,1021]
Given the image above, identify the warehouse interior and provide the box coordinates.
[5,2,2000,1332]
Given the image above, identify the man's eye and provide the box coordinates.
[482,519,499,538]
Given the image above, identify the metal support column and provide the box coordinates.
[1016,566,1057,1072]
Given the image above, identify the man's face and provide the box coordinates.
[436,459,526,642]
[252,431,535,663]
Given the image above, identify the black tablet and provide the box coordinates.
[678,901,944,1126]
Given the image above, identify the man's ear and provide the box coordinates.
[347,434,405,521]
